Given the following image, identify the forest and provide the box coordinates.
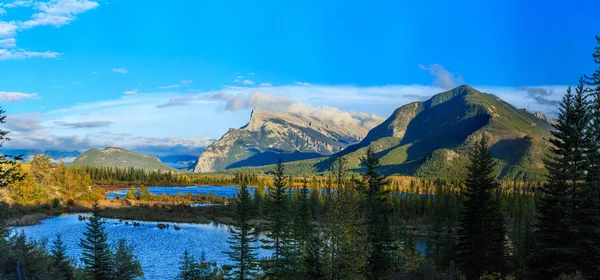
[1,36,600,280]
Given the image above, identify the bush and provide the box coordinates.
[66,198,75,207]
[554,271,584,280]
[51,198,60,208]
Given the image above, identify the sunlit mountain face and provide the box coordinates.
[2,1,599,279]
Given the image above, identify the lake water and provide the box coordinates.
[105,185,246,199]
[14,214,269,279]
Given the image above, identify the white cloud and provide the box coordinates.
[112,68,128,74]
[3,0,34,8]
[242,79,254,85]
[236,75,244,79]
[0,1,97,60]
[259,82,272,87]
[0,21,18,38]
[37,0,99,15]
[123,89,137,95]
[204,91,385,129]
[21,0,99,29]
[54,120,113,128]
[419,64,464,90]
[158,84,180,89]
[295,82,311,86]
[0,91,39,102]
[0,38,16,48]
[0,48,61,60]
[233,79,241,83]
[181,79,192,85]
[249,73,255,76]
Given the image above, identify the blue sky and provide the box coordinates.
[0,0,598,157]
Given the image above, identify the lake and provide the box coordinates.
[105,185,246,199]
[14,214,269,279]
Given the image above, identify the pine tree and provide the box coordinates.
[303,236,327,280]
[224,183,259,280]
[456,137,506,279]
[324,157,369,280]
[298,178,314,244]
[0,107,24,189]
[261,158,290,278]
[113,239,143,280]
[198,250,218,280]
[176,250,201,280]
[569,78,600,278]
[360,147,395,279]
[79,203,114,280]
[50,234,75,280]
[530,86,590,279]
[584,35,600,278]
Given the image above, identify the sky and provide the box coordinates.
[0,0,599,157]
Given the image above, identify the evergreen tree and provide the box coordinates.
[303,236,327,280]
[224,183,259,280]
[295,177,314,250]
[324,157,369,280]
[584,35,600,278]
[360,147,395,279]
[50,234,75,280]
[176,250,201,280]
[456,137,506,279]
[261,158,290,278]
[113,239,143,280]
[79,203,114,280]
[571,78,600,278]
[0,107,24,189]
[530,85,592,279]
[198,250,218,280]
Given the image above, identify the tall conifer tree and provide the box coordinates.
[360,147,395,279]
[262,159,291,278]
[50,234,75,280]
[530,86,589,278]
[456,137,506,279]
[225,183,259,280]
[79,203,114,280]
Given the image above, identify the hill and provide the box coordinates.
[194,108,382,172]
[71,147,175,171]
[241,85,553,181]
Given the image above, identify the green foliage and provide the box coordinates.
[113,239,143,280]
[456,137,506,279]
[361,147,395,279]
[50,234,75,280]
[261,159,291,278]
[224,183,259,279]
[323,157,370,280]
[79,203,114,279]
[531,85,590,279]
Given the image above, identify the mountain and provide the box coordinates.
[1,149,81,163]
[71,147,174,171]
[245,85,553,181]
[158,155,199,169]
[194,108,381,172]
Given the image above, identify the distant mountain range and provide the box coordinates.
[71,147,174,171]
[215,85,554,181]
[193,108,380,172]
[59,85,555,181]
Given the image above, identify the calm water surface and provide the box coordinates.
[105,185,246,199]
[15,214,269,279]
